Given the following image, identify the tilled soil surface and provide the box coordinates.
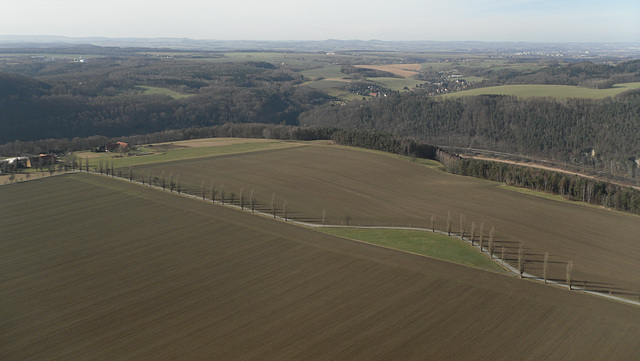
[2,173,640,360]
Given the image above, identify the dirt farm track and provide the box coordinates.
[2,173,640,360]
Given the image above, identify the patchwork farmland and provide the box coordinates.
[124,143,640,298]
[2,173,640,360]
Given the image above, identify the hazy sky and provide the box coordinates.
[3,0,639,42]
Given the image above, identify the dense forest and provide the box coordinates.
[0,58,329,143]
[300,91,640,180]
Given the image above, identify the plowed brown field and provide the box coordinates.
[2,174,640,360]
[128,144,640,298]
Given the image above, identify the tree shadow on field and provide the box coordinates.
[283,210,305,220]
[544,278,637,295]
[522,258,565,265]
[608,290,640,297]
[298,217,323,223]
[492,240,524,251]
[502,255,638,299]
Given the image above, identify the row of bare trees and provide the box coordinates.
[434,211,576,289]
[130,168,299,222]
[105,166,584,291]
[198,178,292,221]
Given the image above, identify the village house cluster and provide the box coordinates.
[0,153,57,173]
[0,141,129,174]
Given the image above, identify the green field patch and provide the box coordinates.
[336,92,364,101]
[499,184,574,203]
[219,52,293,61]
[498,184,634,215]
[319,228,504,273]
[299,65,346,80]
[330,144,444,169]
[136,85,194,99]
[369,77,420,91]
[209,52,330,67]
[441,83,640,100]
[412,157,445,170]
[420,62,459,71]
[303,79,349,91]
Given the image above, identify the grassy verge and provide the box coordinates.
[498,184,572,203]
[318,228,505,273]
[327,143,444,170]
[498,184,636,217]
[136,86,194,99]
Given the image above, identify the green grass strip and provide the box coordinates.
[136,86,194,99]
[319,228,505,273]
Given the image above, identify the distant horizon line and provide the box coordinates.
[1,35,639,45]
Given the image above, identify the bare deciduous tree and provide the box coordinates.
[431,214,436,232]
[221,185,225,205]
[210,181,217,203]
[283,200,288,221]
[250,189,255,212]
[344,213,352,226]
[470,221,476,245]
[479,222,485,248]
[176,175,181,194]
[161,170,166,190]
[128,167,133,182]
[543,252,549,284]
[459,214,466,238]
[201,179,206,201]
[566,261,573,290]
[446,211,452,236]
[230,192,235,206]
[488,226,495,258]
[517,242,525,278]
[271,193,277,218]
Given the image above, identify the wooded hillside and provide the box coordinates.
[301,92,640,180]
